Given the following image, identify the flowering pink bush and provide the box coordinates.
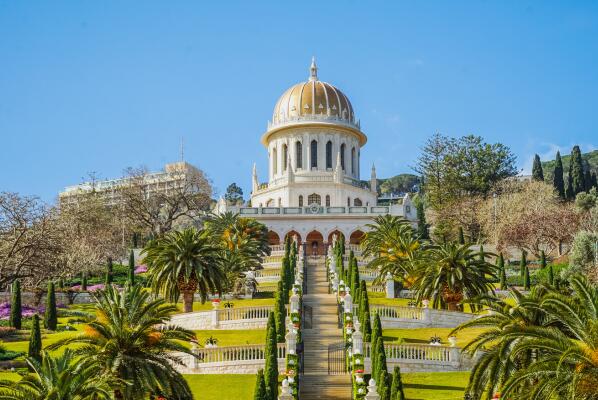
[135,265,148,274]
[70,284,106,292]
[0,301,65,320]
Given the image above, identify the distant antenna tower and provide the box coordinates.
[180,136,185,162]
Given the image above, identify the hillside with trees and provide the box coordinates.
[541,149,598,182]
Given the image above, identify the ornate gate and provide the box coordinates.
[328,342,348,375]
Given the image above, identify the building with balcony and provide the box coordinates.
[216,59,417,254]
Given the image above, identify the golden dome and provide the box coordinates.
[264,58,365,146]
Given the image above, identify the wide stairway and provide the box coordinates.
[300,256,351,399]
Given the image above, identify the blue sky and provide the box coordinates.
[1,1,597,202]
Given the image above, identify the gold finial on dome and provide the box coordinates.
[309,56,318,81]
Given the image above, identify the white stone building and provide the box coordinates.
[217,59,416,254]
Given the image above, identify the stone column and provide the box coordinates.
[290,293,300,313]
[211,305,219,329]
[191,342,199,370]
[365,379,380,400]
[385,272,394,299]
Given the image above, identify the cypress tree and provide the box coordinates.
[378,368,391,400]
[337,254,345,283]
[253,369,267,400]
[128,249,135,285]
[591,172,598,190]
[81,272,88,291]
[10,279,22,330]
[264,312,278,400]
[274,283,285,343]
[350,258,359,295]
[583,163,593,192]
[371,313,383,375]
[524,264,531,290]
[565,172,574,200]
[280,258,288,298]
[570,145,586,195]
[362,311,372,343]
[479,245,485,262]
[374,337,387,383]
[290,254,297,281]
[532,154,544,181]
[540,250,547,269]
[416,200,429,239]
[553,151,565,199]
[498,253,507,290]
[390,366,406,400]
[57,278,64,290]
[519,251,527,280]
[44,281,57,330]
[28,314,42,364]
[548,264,555,286]
[359,290,370,329]
[458,227,465,245]
[105,257,113,286]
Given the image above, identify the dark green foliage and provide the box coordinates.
[524,264,531,290]
[57,278,64,289]
[347,251,355,287]
[371,313,383,375]
[10,279,22,330]
[253,369,267,400]
[548,264,555,286]
[519,251,527,279]
[264,313,278,400]
[28,314,42,363]
[379,368,391,400]
[378,173,421,196]
[350,258,359,295]
[591,172,598,190]
[374,337,387,384]
[128,249,135,285]
[540,251,547,269]
[570,145,586,195]
[566,173,574,200]
[362,311,372,343]
[359,289,370,334]
[458,227,465,245]
[337,254,345,283]
[479,245,485,262]
[284,235,292,258]
[583,165,593,191]
[274,283,286,343]
[532,154,544,181]
[290,254,297,281]
[390,366,405,400]
[280,258,289,299]
[553,151,565,198]
[44,281,57,330]
[416,200,429,239]
[81,272,87,291]
[498,253,507,290]
[105,257,113,285]
[225,182,244,204]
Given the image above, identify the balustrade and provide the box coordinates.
[363,342,452,363]
[193,343,286,364]
[370,304,424,320]
[216,306,275,321]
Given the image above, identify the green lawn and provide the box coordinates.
[383,326,486,348]
[193,329,266,347]
[402,371,469,400]
[185,374,256,399]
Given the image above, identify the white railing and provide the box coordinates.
[216,306,275,322]
[364,342,455,363]
[195,343,287,364]
[269,245,285,252]
[254,270,281,278]
[371,304,424,320]
[268,113,361,131]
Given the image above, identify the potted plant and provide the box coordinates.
[205,336,218,348]
[211,298,221,309]
[429,335,442,345]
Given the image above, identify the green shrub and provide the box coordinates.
[10,280,22,330]
[44,282,57,330]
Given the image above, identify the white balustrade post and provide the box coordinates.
[422,299,430,326]
[365,379,380,400]
[285,330,297,355]
[211,308,219,329]
[449,343,460,365]
[278,379,293,400]
[343,293,353,314]
[385,272,395,299]
[191,342,199,370]
[290,293,300,313]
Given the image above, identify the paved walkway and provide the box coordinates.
[300,256,351,399]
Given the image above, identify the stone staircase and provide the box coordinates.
[300,257,351,399]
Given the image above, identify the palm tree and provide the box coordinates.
[48,284,196,400]
[143,227,224,311]
[0,349,114,400]
[500,275,598,399]
[361,215,424,284]
[412,242,497,311]
[450,286,550,399]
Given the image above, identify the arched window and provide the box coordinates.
[354,198,362,206]
[351,147,356,175]
[326,141,333,169]
[278,198,282,206]
[295,141,302,169]
[347,197,350,206]
[340,143,346,170]
[282,144,288,171]
[266,199,274,207]
[308,193,321,205]
[273,147,278,175]
[310,140,318,169]
[298,195,303,207]
[326,195,331,207]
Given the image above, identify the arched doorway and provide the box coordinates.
[349,230,365,245]
[267,231,280,246]
[306,230,324,256]
[327,230,344,248]
[285,230,302,245]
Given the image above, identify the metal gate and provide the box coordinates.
[302,304,313,329]
[328,342,348,375]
